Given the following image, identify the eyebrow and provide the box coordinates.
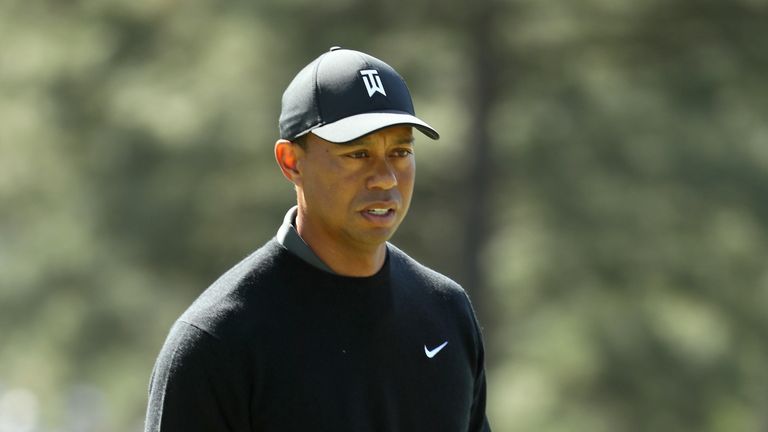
[354,135,415,146]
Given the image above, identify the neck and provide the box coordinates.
[295,211,387,277]
[309,240,387,277]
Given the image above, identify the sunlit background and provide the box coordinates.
[2,0,768,431]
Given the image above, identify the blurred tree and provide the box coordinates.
[460,0,504,351]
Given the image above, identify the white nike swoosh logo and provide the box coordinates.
[424,341,448,358]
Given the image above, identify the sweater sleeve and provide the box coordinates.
[464,293,492,432]
[144,320,252,432]
[468,327,491,432]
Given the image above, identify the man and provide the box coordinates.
[145,46,491,431]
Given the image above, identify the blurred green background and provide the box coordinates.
[2,0,768,430]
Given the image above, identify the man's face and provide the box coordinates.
[294,125,415,252]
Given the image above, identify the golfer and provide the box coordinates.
[145,46,491,432]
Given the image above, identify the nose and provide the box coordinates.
[366,158,398,190]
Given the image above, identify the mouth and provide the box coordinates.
[364,208,394,216]
[359,203,398,225]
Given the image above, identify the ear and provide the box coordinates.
[275,139,303,185]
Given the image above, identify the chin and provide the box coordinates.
[354,228,397,248]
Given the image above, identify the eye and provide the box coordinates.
[346,150,369,159]
[391,148,414,158]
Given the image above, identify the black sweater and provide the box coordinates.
[145,239,491,431]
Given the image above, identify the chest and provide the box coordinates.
[251,286,476,432]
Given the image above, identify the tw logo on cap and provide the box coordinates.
[360,69,387,97]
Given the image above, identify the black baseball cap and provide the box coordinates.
[279,47,440,144]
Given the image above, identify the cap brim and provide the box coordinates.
[311,112,440,144]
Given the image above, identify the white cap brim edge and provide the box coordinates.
[311,112,440,144]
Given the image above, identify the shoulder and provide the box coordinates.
[177,239,290,343]
[146,320,253,430]
[387,243,461,289]
[149,320,251,400]
[387,243,469,302]
[153,320,239,373]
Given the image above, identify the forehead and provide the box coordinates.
[304,125,414,151]
[348,125,414,146]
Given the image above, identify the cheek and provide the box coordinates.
[302,166,356,210]
[303,175,335,203]
[395,164,416,212]
[398,162,416,191]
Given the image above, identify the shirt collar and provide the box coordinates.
[276,206,336,274]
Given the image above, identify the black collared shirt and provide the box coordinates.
[275,206,335,274]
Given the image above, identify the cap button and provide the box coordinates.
[329,46,342,52]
